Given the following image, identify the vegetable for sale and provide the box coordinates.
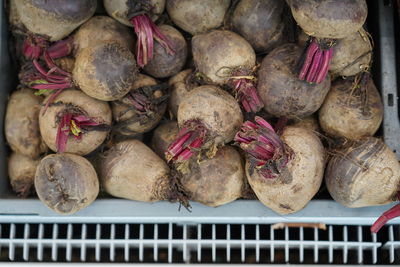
[168,69,198,118]
[287,0,368,83]
[166,85,243,164]
[98,139,188,205]
[5,88,47,158]
[104,0,175,68]
[257,43,331,118]
[8,152,40,198]
[192,30,262,113]
[39,89,112,155]
[35,153,99,214]
[180,146,245,207]
[325,137,400,232]
[235,117,325,214]
[319,74,383,140]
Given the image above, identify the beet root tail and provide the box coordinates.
[131,14,175,68]
[371,203,400,233]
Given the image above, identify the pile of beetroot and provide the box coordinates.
[4,0,399,233]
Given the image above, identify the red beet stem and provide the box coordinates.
[306,49,322,82]
[23,36,48,60]
[371,204,400,233]
[56,113,103,152]
[166,121,207,163]
[299,40,319,80]
[235,116,289,179]
[315,48,333,83]
[233,78,263,113]
[47,36,74,59]
[131,14,175,68]
[299,38,333,84]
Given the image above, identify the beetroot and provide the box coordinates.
[8,152,40,198]
[166,0,230,35]
[104,0,175,68]
[231,0,286,53]
[235,117,325,214]
[166,85,243,164]
[192,30,263,113]
[324,137,400,233]
[21,40,139,102]
[39,89,112,155]
[287,0,368,83]
[15,0,97,60]
[180,146,245,207]
[257,43,331,118]
[98,139,188,206]
[319,74,383,140]
[5,88,47,158]
[35,153,99,214]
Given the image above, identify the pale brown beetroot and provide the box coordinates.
[151,121,179,159]
[14,0,96,61]
[166,85,243,164]
[329,29,372,77]
[98,139,187,204]
[319,74,383,140]
[35,153,99,214]
[166,0,230,35]
[104,0,175,68]
[287,0,368,84]
[143,25,187,78]
[180,146,245,207]
[39,89,112,155]
[73,16,135,54]
[168,69,198,118]
[5,88,47,158]
[324,137,400,233]
[8,152,40,198]
[192,30,263,113]
[21,40,138,103]
[73,41,139,101]
[235,117,325,214]
[111,74,168,135]
[257,43,331,118]
[231,0,286,53]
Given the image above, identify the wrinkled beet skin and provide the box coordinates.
[257,43,331,118]
[325,137,400,208]
[30,0,97,22]
[289,0,367,38]
[35,153,99,215]
[232,0,285,53]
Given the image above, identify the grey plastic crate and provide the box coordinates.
[0,0,399,264]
